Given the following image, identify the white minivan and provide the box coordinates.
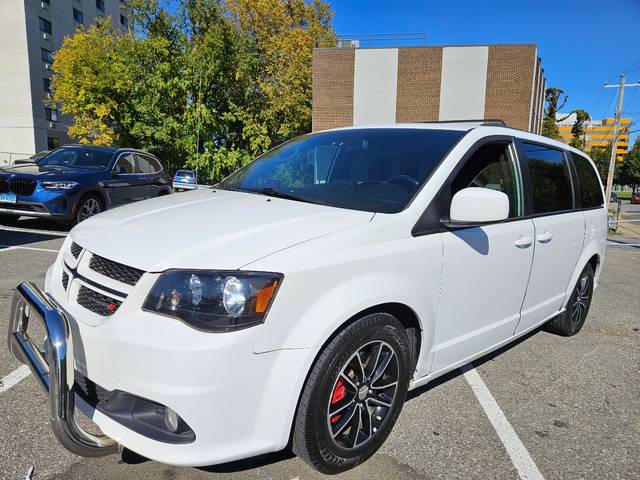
[8,122,606,474]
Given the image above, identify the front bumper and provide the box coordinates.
[0,189,74,219]
[11,255,313,466]
[7,282,118,457]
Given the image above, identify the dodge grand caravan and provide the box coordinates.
[7,123,606,473]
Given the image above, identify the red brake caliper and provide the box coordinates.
[330,378,347,423]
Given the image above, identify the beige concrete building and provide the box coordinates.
[0,0,128,163]
[312,44,545,134]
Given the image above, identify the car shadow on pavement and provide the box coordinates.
[10,217,71,232]
[407,325,544,401]
[119,447,296,473]
[0,229,66,249]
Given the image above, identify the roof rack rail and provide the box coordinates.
[417,119,507,127]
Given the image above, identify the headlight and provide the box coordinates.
[42,181,79,190]
[143,271,283,332]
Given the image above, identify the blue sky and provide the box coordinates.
[330,0,640,144]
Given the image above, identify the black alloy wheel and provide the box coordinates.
[292,313,411,474]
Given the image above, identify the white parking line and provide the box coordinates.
[0,245,59,253]
[462,364,545,480]
[0,365,31,394]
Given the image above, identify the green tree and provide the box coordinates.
[619,137,640,193]
[589,145,612,181]
[52,0,336,181]
[569,109,590,150]
[541,87,569,139]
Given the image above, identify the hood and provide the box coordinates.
[71,189,374,272]
[0,163,96,180]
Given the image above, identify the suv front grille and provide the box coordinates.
[0,177,37,196]
[77,286,121,316]
[89,254,144,286]
[70,242,82,258]
[62,271,69,290]
[74,371,111,408]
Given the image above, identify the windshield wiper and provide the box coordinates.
[242,187,326,205]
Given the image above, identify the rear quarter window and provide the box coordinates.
[571,152,604,208]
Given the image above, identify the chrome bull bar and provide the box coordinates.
[7,282,118,457]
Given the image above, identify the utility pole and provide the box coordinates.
[603,75,640,205]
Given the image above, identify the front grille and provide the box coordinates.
[62,271,69,290]
[89,254,144,286]
[77,286,121,316]
[74,371,111,408]
[0,177,37,196]
[70,242,82,258]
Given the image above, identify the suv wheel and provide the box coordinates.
[545,263,594,336]
[74,194,103,225]
[292,313,411,474]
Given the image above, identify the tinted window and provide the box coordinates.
[219,128,465,213]
[135,155,152,174]
[521,142,573,214]
[39,148,113,170]
[177,170,194,177]
[41,48,53,63]
[39,17,52,34]
[571,153,603,208]
[114,153,136,173]
[452,142,521,218]
[148,156,162,173]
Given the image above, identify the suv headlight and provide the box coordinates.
[143,271,283,332]
[42,181,79,190]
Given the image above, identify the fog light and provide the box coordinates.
[164,406,179,433]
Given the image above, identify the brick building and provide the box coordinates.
[312,44,545,133]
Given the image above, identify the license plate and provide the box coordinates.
[0,193,17,204]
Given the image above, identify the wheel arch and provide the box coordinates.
[285,301,422,448]
[73,187,110,214]
[562,244,602,310]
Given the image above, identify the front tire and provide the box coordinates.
[545,263,594,336]
[292,313,411,474]
[72,194,104,225]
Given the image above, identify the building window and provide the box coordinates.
[73,8,84,25]
[47,136,60,150]
[41,48,54,63]
[43,78,52,93]
[96,0,105,13]
[39,17,52,35]
[45,108,59,122]
[120,14,128,29]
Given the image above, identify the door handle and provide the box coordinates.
[514,235,533,248]
[537,231,553,243]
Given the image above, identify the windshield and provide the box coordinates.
[218,128,464,213]
[176,170,194,177]
[39,148,113,170]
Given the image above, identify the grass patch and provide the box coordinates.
[615,191,632,200]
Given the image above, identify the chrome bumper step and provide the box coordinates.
[7,282,118,457]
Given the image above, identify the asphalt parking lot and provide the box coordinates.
[0,220,639,480]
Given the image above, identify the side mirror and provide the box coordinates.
[114,165,127,175]
[445,187,509,227]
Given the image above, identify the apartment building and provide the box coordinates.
[312,43,545,134]
[0,0,129,162]
[557,113,632,161]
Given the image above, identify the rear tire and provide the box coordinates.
[545,263,594,336]
[292,313,411,474]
